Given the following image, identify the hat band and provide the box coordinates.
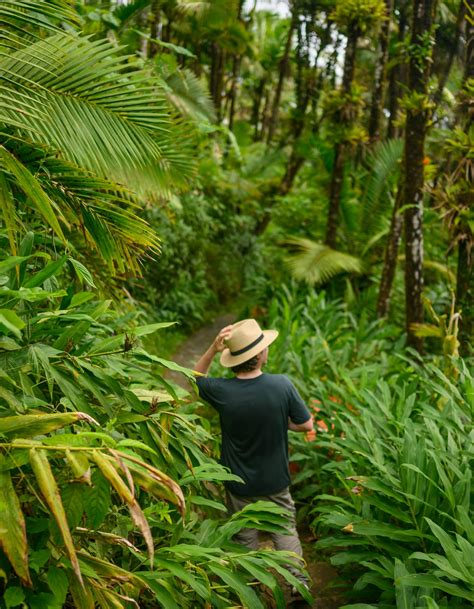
[230,333,264,356]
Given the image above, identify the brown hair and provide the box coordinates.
[230,354,260,374]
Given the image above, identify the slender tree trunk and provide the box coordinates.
[377,184,404,317]
[260,85,272,141]
[228,56,241,131]
[457,10,473,351]
[210,43,226,121]
[267,11,297,144]
[403,0,437,352]
[252,77,266,140]
[148,0,161,58]
[325,144,346,248]
[324,28,359,247]
[369,0,393,141]
[387,1,408,139]
[457,237,473,351]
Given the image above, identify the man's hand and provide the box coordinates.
[194,324,234,375]
[212,325,233,353]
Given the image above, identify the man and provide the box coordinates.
[194,318,313,592]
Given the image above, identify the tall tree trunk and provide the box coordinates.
[148,0,161,58]
[251,77,266,140]
[260,85,272,141]
[387,0,408,139]
[456,9,473,352]
[403,0,437,352]
[376,184,404,317]
[266,11,297,145]
[369,0,393,141]
[324,27,359,247]
[210,43,226,121]
[228,56,241,131]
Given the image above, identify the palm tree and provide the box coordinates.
[0,0,194,274]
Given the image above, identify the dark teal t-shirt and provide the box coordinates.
[196,373,311,497]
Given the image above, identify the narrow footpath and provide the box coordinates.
[170,314,343,609]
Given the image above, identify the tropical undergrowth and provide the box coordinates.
[0,242,311,609]
[264,286,473,609]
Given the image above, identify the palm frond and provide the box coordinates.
[284,237,364,285]
[0,0,78,45]
[0,34,195,193]
[164,68,216,123]
[1,138,160,274]
[360,138,403,235]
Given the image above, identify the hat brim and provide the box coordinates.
[220,329,279,368]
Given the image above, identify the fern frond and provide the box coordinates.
[284,237,364,285]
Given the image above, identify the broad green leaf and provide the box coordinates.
[394,559,414,609]
[23,256,67,288]
[0,471,31,585]
[4,587,25,609]
[29,448,83,585]
[0,309,25,338]
[69,258,96,289]
[400,574,474,600]
[85,470,111,528]
[47,566,69,606]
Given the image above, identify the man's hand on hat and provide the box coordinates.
[213,325,233,353]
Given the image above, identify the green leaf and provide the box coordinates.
[208,562,265,609]
[143,558,210,600]
[47,566,69,606]
[0,146,66,243]
[0,256,35,276]
[68,258,96,289]
[399,574,474,600]
[4,587,25,609]
[0,471,31,586]
[85,470,111,528]
[0,309,25,338]
[23,256,67,288]
[394,559,414,609]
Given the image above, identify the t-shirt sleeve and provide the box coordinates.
[287,379,311,424]
[195,376,218,407]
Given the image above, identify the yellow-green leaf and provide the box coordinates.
[0,412,98,439]
[0,470,31,586]
[29,448,83,586]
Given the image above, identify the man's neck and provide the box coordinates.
[235,369,263,380]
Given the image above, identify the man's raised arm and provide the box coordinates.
[194,325,233,375]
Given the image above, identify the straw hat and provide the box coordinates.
[220,319,279,368]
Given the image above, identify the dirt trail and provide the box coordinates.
[169,314,343,608]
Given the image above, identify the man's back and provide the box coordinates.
[197,373,309,496]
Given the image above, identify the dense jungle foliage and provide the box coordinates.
[0,0,472,608]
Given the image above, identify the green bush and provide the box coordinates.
[264,286,473,608]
